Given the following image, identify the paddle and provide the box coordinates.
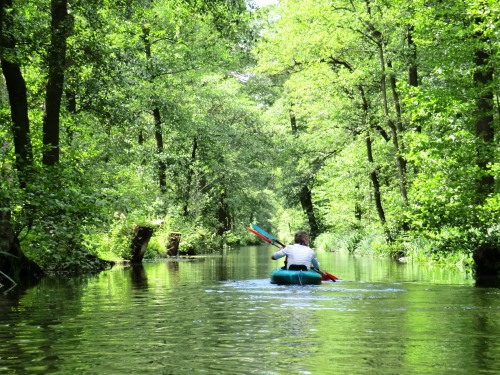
[246,227,279,247]
[314,268,339,282]
[246,226,288,268]
[251,224,286,247]
[248,224,339,282]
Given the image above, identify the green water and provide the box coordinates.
[1,247,499,374]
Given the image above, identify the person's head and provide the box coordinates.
[294,231,309,246]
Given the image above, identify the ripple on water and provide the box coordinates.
[0,256,496,375]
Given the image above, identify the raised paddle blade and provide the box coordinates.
[246,227,280,248]
[251,224,286,247]
[250,223,277,241]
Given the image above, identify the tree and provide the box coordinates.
[472,5,495,203]
[0,0,42,281]
[254,0,400,236]
[254,0,499,258]
[42,0,72,166]
[0,0,33,188]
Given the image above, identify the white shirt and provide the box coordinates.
[272,244,320,269]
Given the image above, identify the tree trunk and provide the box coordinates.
[364,0,409,205]
[366,134,386,225]
[153,107,167,192]
[388,59,407,181]
[216,191,231,236]
[0,1,42,286]
[42,0,70,166]
[183,136,198,216]
[387,60,404,138]
[0,0,33,189]
[376,40,408,204]
[167,232,182,257]
[299,185,321,240]
[289,104,297,134]
[407,25,419,88]
[0,211,43,287]
[473,18,494,203]
[354,183,362,223]
[142,26,167,192]
[288,107,321,239]
[358,85,387,227]
[130,225,154,264]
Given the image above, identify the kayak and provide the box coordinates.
[270,268,322,285]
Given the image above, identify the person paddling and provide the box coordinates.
[271,231,320,271]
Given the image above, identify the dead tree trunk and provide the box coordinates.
[130,226,154,264]
[167,232,182,257]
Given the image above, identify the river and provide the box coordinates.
[1,246,499,374]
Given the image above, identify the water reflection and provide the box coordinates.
[130,264,148,290]
[475,275,500,288]
[0,247,498,375]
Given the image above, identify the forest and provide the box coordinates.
[0,0,498,286]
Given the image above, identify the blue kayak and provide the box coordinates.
[270,268,322,285]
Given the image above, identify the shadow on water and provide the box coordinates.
[475,275,500,288]
[0,277,39,321]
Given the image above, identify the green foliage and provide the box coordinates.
[176,224,219,254]
[89,216,134,261]
[315,226,387,255]
[252,0,499,270]
[1,0,499,276]
[15,164,107,272]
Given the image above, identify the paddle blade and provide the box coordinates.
[251,224,285,247]
[315,269,339,282]
[250,224,277,241]
[323,272,339,282]
[328,272,339,280]
[321,272,339,282]
[246,227,279,247]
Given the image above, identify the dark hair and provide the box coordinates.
[294,231,309,245]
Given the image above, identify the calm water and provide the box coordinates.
[1,246,499,375]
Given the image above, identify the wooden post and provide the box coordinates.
[167,232,182,257]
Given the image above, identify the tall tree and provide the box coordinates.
[472,7,495,203]
[141,26,167,192]
[0,0,33,188]
[42,0,72,166]
[363,0,408,205]
[286,107,322,238]
[254,0,398,235]
[0,0,42,279]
